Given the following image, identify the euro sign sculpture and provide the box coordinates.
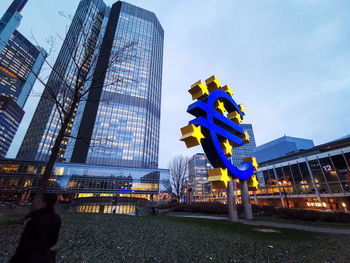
[180,75,258,191]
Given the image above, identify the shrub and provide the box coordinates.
[158,202,350,223]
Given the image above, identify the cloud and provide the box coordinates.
[3,0,350,169]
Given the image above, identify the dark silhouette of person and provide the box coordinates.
[10,193,62,263]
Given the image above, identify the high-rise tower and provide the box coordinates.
[0,0,28,53]
[229,123,256,168]
[18,0,164,169]
[0,0,46,156]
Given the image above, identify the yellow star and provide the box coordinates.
[242,157,258,171]
[208,168,231,189]
[221,139,233,157]
[239,104,245,115]
[239,129,250,145]
[220,85,233,97]
[180,124,205,148]
[188,80,209,100]
[227,111,242,124]
[215,100,226,114]
[248,174,259,191]
[205,75,221,93]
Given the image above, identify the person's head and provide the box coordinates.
[42,193,58,209]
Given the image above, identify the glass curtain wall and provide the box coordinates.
[85,2,163,168]
[257,151,350,197]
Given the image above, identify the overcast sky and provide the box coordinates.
[2,0,350,168]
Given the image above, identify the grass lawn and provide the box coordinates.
[1,209,350,262]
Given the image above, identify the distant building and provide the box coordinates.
[230,123,256,167]
[255,136,350,211]
[0,0,46,157]
[0,96,24,156]
[0,0,27,53]
[188,153,212,201]
[254,135,314,163]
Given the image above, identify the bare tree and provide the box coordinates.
[161,179,173,194]
[24,11,138,210]
[168,156,189,202]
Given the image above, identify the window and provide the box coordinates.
[319,157,343,193]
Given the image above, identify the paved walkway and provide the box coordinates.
[172,214,350,235]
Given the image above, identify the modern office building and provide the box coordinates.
[254,135,314,163]
[0,96,24,156]
[254,136,350,210]
[1,1,166,213]
[0,0,27,53]
[0,158,170,213]
[0,0,46,157]
[17,0,164,170]
[188,153,212,201]
[230,123,256,167]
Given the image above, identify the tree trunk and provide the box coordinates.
[31,98,78,211]
[227,179,238,222]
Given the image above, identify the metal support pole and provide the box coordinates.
[233,179,238,201]
[227,179,238,222]
[254,191,258,205]
[328,155,345,193]
[272,166,285,208]
[240,179,253,220]
[305,158,322,202]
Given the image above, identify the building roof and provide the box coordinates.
[255,135,313,151]
[259,136,350,166]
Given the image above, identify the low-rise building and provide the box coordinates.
[255,136,350,210]
[254,135,314,163]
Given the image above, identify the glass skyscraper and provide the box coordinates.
[188,153,213,201]
[0,0,27,54]
[230,123,256,168]
[0,0,46,157]
[17,0,164,169]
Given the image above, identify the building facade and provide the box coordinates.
[17,0,163,169]
[17,0,109,162]
[188,153,212,201]
[254,137,350,210]
[0,0,46,157]
[254,135,314,163]
[0,96,24,156]
[0,0,27,53]
[230,123,256,167]
[0,158,170,213]
[184,136,350,211]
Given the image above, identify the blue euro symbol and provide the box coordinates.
[187,89,254,179]
[121,183,133,194]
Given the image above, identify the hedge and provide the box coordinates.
[158,202,350,223]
